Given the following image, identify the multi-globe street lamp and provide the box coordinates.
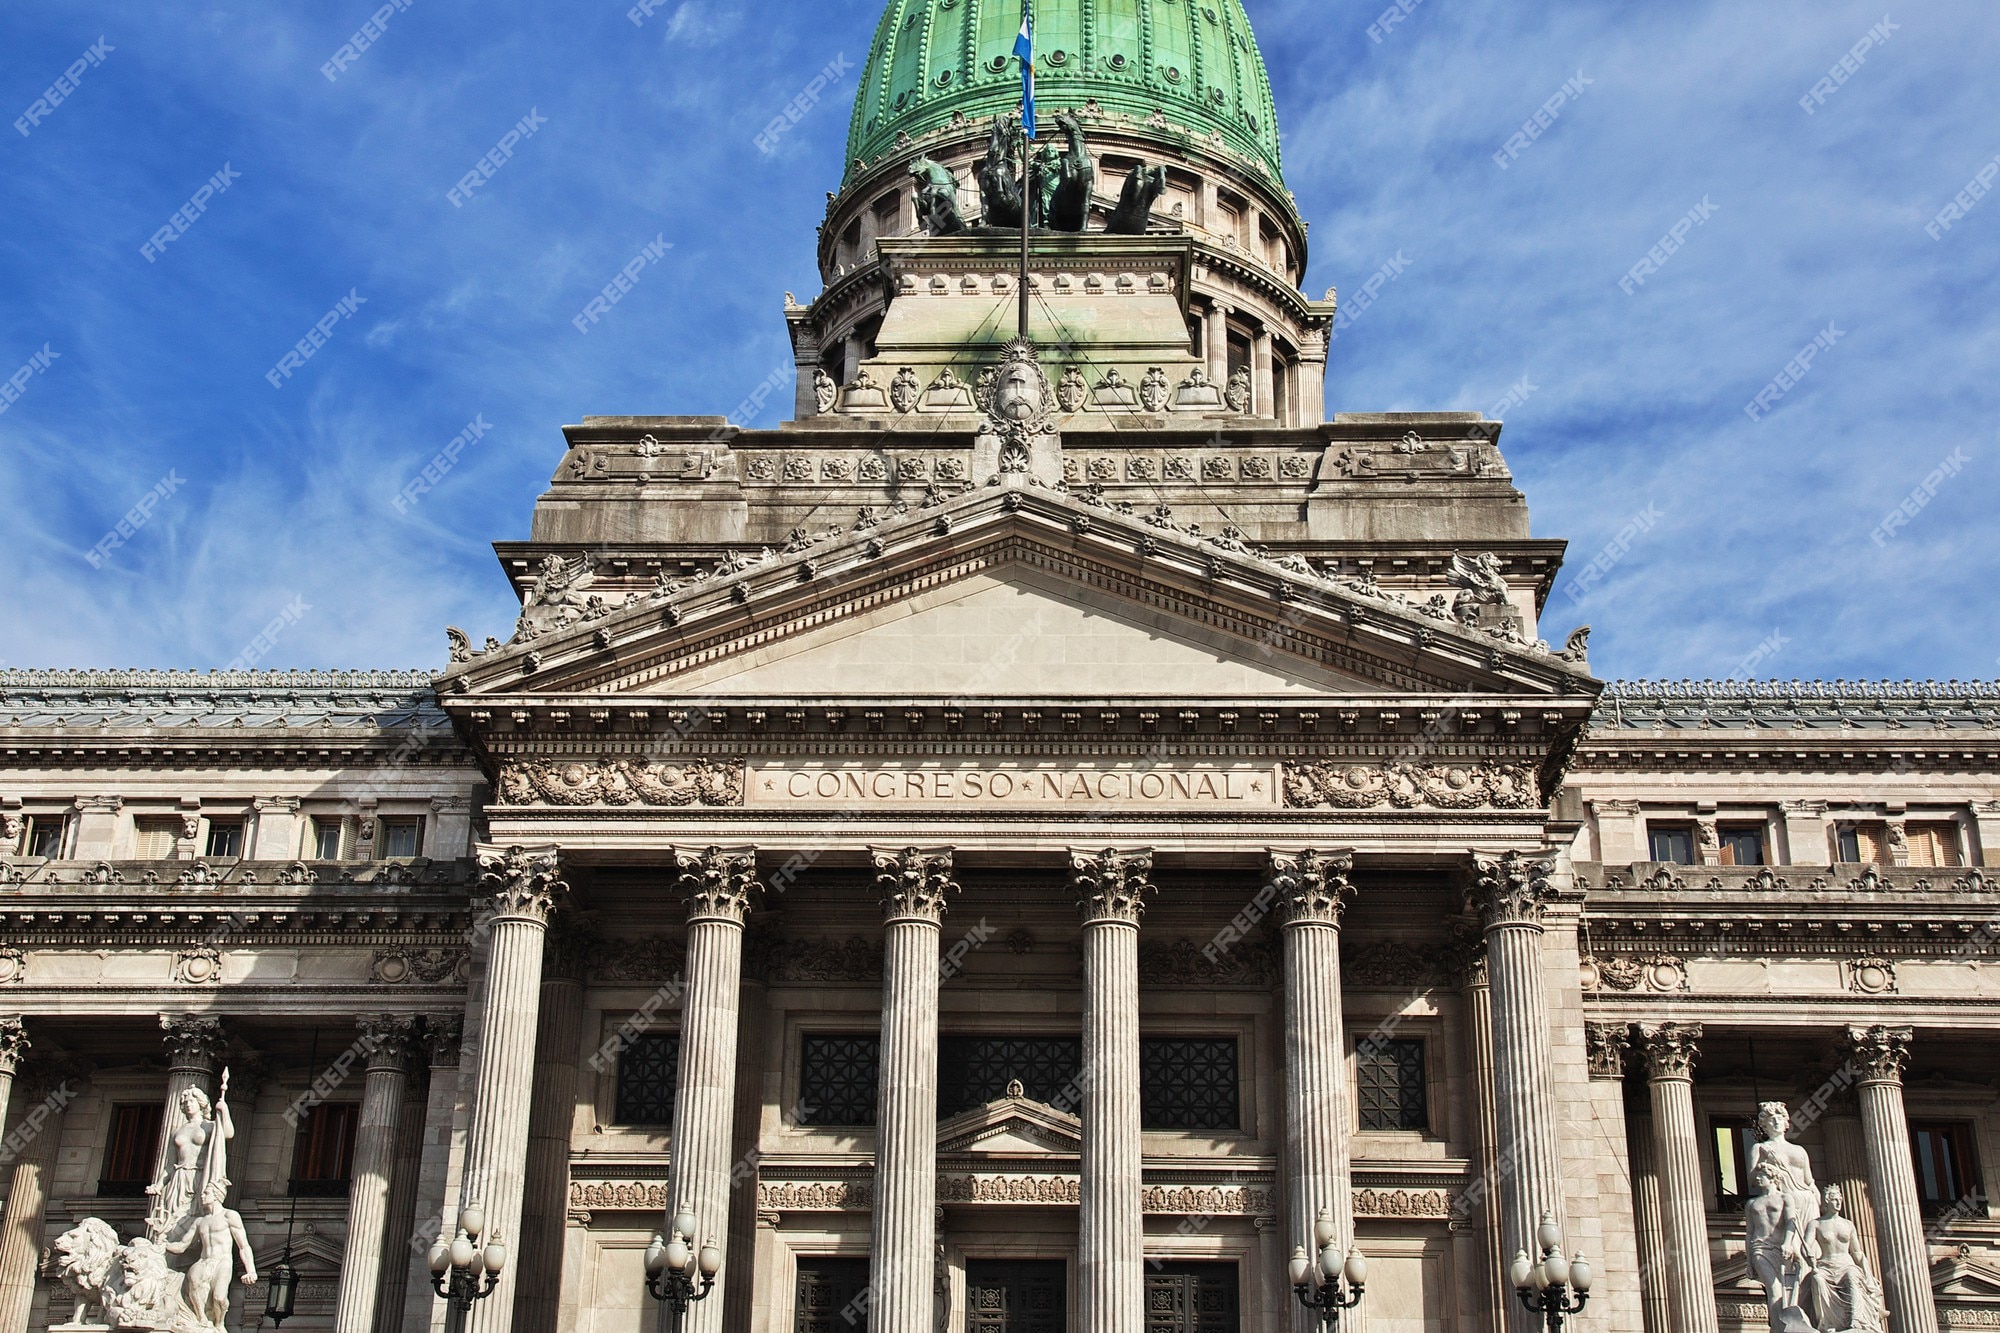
[1289,1208,1369,1333]
[645,1209,722,1333]
[427,1206,508,1333]
[1512,1212,1594,1333]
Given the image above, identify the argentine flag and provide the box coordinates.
[1014,0,1036,138]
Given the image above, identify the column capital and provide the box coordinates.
[159,1014,226,1074]
[1071,847,1154,925]
[1466,849,1559,929]
[73,795,123,814]
[476,844,569,925]
[543,918,601,982]
[1843,1024,1913,1085]
[1445,917,1489,988]
[253,795,302,814]
[18,1046,89,1104]
[1636,1022,1704,1081]
[423,1014,465,1069]
[0,1017,28,1075]
[358,1016,422,1074]
[673,845,759,925]
[1585,1022,1632,1081]
[1268,848,1355,927]
[872,846,960,924]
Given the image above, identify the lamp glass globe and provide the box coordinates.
[1510,1252,1534,1291]
[450,1237,476,1271]
[1343,1249,1369,1288]
[699,1244,722,1278]
[429,1244,452,1275]
[666,1237,692,1273]
[675,1210,699,1240]
[1288,1250,1312,1288]
[1571,1255,1594,1294]
[1537,1213,1561,1254]
[1314,1210,1336,1249]
[1544,1251,1570,1288]
[485,1242,509,1275]
[460,1207,486,1240]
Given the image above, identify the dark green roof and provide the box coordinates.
[846,0,1284,184]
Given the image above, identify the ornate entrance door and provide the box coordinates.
[966,1260,1067,1333]
[796,1258,872,1333]
[1144,1263,1240,1333]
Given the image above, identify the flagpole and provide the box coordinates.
[1020,114,1031,342]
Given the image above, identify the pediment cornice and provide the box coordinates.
[441,484,1596,704]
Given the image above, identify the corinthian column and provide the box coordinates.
[1467,850,1564,1331]
[1636,1023,1719,1333]
[151,1014,226,1211]
[666,845,759,1333]
[1271,849,1355,1292]
[1073,847,1154,1333]
[870,847,960,1333]
[334,1015,420,1333]
[518,923,592,1333]
[1845,1025,1938,1333]
[0,1018,28,1137]
[0,1050,83,1333]
[457,845,567,1333]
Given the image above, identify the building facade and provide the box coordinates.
[3,3,1997,1332]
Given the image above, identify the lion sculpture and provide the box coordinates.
[54,1218,120,1325]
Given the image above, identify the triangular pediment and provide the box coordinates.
[672,566,1380,696]
[937,1095,1083,1156]
[441,483,1596,702]
[1936,1255,2000,1299]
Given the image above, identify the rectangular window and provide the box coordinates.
[615,1033,680,1126]
[1356,1038,1428,1132]
[1911,1121,1983,1216]
[290,1102,360,1197]
[203,821,244,858]
[379,818,423,859]
[1648,825,1696,865]
[795,1258,872,1333]
[25,815,65,859]
[1905,822,1964,869]
[133,817,180,860]
[1836,822,1891,865]
[1719,825,1765,866]
[311,818,347,861]
[1145,1264,1240,1333]
[1712,1119,1755,1209]
[1139,1037,1240,1131]
[800,1035,882,1127]
[966,1260,1067,1333]
[939,1036,1082,1119]
[99,1104,164,1197]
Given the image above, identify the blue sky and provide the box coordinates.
[1,0,1995,682]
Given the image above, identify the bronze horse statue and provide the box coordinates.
[1107,162,1169,235]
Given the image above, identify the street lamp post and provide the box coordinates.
[1289,1208,1368,1333]
[428,1206,509,1333]
[1511,1212,1593,1333]
[645,1208,722,1333]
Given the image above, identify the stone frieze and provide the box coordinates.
[497,758,744,808]
[1282,761,1539,811]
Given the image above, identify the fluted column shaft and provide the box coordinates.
[666,846,758,1333]
[1847,1026,1938,1333]
[402,1017,466,1333]
[1469,851,1564,1333]
[870,848,959,1333]
[0,1054,75,1332]
[336,1018,419,1333]
[1823,1112,1882,1276]
[1075,848,1153,1333]
[1458,950,1509,1328]
[1627,1100,1671,1333]
[375,1066,429,1333]
[1273,849,1355,1295]
[1639,1024,1719,1333]
[458,846,567,1333]
[518,938,587,1333]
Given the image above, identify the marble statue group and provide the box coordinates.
[53,1070,257,1333]
[1745,1102,1885,1333]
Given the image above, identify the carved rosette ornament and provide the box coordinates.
[160,1013,226,1073]
[1268,848,1356,927]
[673,845,760,925]
[1584,1022,1631,1081]
[1466,849,1560,930]
[0,1016,30,1075]
[1636,1022,1703,1081]
[872,846,961,923]
[1072,847,1155,925]
[477,843,568,925]
[357,1015,421,1073]
[1843,1024,1913,1085]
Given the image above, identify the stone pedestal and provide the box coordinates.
[1074,848,1153,1333]
[1845,1026,1939,1333]
[1467,851,1564,1333]
[1637,1023,1719,1333]
[334,1016,420,1333]
[457,846,567,1333]
[1272,849,1355,1294]
[870,848,960,1333]
[667,846,759,1333]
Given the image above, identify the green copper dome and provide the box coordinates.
[846,0,1284,185]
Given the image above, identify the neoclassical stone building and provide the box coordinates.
[2,3,1995,1332]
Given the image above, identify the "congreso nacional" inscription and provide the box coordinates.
[747,764,1279,809]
